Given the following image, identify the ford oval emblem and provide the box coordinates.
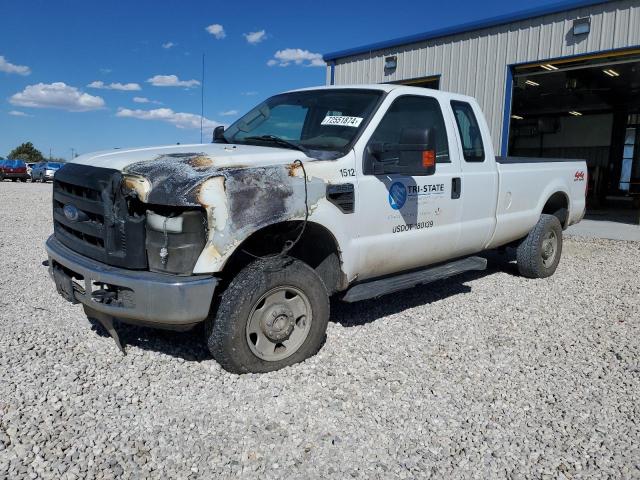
[63,204,79,222]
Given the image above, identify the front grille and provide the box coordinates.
[52,163,147,269]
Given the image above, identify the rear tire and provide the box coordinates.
[516,214,563,278]
[206,257,330,374]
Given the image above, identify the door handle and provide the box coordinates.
[452,177,462,199]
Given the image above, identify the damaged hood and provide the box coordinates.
[70,143,322,209]
[70,143,304,172]
[67,142,332,273]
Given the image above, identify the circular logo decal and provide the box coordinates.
[388,182,407,210]
[63,204,79,222]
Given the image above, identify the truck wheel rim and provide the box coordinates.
[246,286,312,362]
[541,230,558,268]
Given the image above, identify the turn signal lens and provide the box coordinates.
[422,150,435,168]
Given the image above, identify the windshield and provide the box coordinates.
[47,163,62,169]
[7,160,25,167]
[223,89,383,154]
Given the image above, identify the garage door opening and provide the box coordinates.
[506,49,640,224]
[389,75,440,89]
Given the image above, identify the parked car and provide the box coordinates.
[46,84,587,373]
[26,162,36,178]
[0,159,29,182]
[31,162,63,183]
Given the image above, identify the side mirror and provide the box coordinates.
[367,127,436,176]
[213,126,225,143]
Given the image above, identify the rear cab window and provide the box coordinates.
[451,101,485,162]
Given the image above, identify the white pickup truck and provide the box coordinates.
[46,84,586,373]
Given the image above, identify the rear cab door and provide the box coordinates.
[448,97,499,255]
[352,89,464,280]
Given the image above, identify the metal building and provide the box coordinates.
[324,0,640,216]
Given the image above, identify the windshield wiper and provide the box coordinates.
[242,135,308,154]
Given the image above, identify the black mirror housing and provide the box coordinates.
[213,126,225,143]
[365,127,436,176]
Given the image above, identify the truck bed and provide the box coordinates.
[495,156,585,164]
[487,157,587,249]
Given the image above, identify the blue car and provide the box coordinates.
[31,162,63,183]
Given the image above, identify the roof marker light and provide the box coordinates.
[541,64,559,71]
[603,69,620,77]
[569,111,582,116]
[511,115,524,120]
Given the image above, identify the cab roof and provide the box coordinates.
[289,84,477,103]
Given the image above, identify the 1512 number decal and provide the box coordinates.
[339,168,355,178]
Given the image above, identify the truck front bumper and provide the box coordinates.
[46,235,218,329]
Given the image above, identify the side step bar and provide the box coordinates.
[342,256,487,303]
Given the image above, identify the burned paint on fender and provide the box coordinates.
[203,165,326,258]
[123,152,327,264]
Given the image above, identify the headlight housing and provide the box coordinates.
[145,209,207,275]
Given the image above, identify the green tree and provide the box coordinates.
[8,142,44,163]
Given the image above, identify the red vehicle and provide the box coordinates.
[0,159,29,182]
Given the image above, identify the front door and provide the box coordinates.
[354,93,463,281]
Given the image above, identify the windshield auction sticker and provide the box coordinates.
[321,116,363,127]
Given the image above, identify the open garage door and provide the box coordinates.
[390,75,440,89]
[506,49,640,223]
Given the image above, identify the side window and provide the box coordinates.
[451,101,485,162]
[369,95,450,172]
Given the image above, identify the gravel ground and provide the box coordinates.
[1,181,639,479]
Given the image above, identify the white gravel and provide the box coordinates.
[1,181,639,479]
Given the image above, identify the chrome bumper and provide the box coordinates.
[46,235,217,328]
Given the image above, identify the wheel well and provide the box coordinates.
[221,221,346,294]
[542,192,569,228]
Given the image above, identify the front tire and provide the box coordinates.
[516,214,563,278]
[206,257,330,374]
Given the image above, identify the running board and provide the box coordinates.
[342,256,487,303]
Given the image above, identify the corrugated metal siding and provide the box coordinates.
[330,0,640,152]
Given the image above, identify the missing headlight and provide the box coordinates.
[145,209,207,275]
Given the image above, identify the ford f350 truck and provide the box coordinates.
[46,85,587,373]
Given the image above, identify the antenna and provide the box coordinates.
[200,53,205,143]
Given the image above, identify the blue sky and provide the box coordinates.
[1,0,562,159]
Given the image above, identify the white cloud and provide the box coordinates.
[147,74,200,88]
[10,82,105,111]
[162,41,176,49]
[133,96,162,105]
[87,80,141,91]
[100,67,112,74]
[267,48,325,67]
[205,24,226,39]
[220,110,238,116]
[8,110,32,117]
[0,55,31,75]
[244,30,267,45]
[116,107,221,133]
